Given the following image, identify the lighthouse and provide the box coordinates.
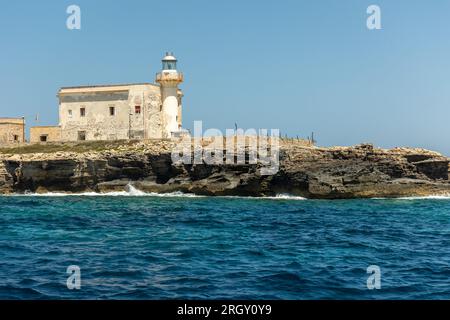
[156,52,184,138]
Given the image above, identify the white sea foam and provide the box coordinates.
[194,193,307,200]
[396,195,450,200]
[6,188,449,201]
[6,185,307,200]
[267,194,307,200]
[10,185,202,198]
[372,195,450,200]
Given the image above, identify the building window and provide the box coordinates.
[80,107,86,117]
[13,135,19,142]
[78,131,86,141]
[109,106,115,116]
[68,110,72,117]
[40,135,48,142]
[135,106,141,114]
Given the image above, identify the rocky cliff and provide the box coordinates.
[0,140,449,198]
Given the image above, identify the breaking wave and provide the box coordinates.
[372,195,450,200]
[10,185,201,198]
[263,194,307,200]
[396,195,450,200]
[5,187,449,201]
[7,185,307,200]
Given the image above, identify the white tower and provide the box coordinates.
[156,52,183,138]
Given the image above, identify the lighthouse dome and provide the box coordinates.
[162,52,177,61]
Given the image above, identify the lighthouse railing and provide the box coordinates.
[156,72,184,82]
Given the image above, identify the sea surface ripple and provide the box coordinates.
[0,194,449,299]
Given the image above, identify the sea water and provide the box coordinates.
[0,191,449,299]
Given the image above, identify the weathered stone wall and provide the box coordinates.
[0,118,25,145]
[58,84,165,141]
[128,85,164,139]
[30,126,61,143]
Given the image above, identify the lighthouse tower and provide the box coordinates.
[156,52,184,138]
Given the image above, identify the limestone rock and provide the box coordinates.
[0,141,449,198]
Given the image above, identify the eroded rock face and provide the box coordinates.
[275,144,449,198]
[0,142,449,198]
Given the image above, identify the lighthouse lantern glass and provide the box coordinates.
[163,61,176,71]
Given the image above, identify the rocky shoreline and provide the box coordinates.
[0,140,449,199]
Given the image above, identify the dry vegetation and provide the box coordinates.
[0,137,314,156]
[0,140,145,154]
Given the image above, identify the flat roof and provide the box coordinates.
[60,82,159,90]
[0,118,25,125]
[0,117,24,120]
[30,126,61,128]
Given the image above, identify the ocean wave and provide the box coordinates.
[372,195,450,200]
[9,185,202,198]
[193,194,307,201]
[6,189,450,201]
[6,185,307,200]
[265,194,307,200]
[397,195,450,200]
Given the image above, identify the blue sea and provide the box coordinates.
[0,191,449,300]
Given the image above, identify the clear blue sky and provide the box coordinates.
[1,0,449,155]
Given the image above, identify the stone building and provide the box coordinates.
[33,52,184,142]
[0,118,25,145]
[30,126,61,143]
